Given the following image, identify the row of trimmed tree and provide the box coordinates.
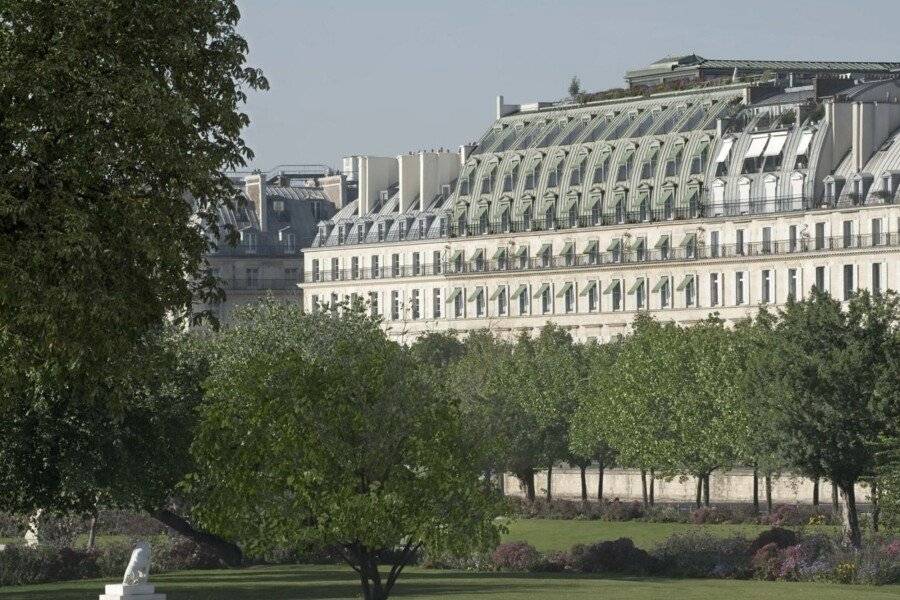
[412,289,900,549]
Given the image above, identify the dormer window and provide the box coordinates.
[241,230,258,253]
[547,157,564,188]
[272,199,285,212]
[593,152,610,184]
[640,145,660,180]
[616,149,634,182]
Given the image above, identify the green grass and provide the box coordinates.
[502,519,776,551]
[1,564,897,600]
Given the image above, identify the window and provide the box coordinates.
[736,229,745,256]
[412,252,421,275]
[684,276,696,307]
[242,231,258,253]
[539,245,552,268]
[872,263,882,296]
[369,292,379,317]
[377,222,386,242]
[842,220,853,249]
[390,291,400,320]
[473,250,485,272]
[710,273,720,306]
[331,257,339,280]
[570,157,585,186]
[351,257,359,279]
[635,238,647,261]
[563,284,575,313]
[710,230,720,258]
[284,268,299,282]
[475,288,485,317]
[433,250,442,274]
[518,286,530,315]
[659,277,670,308]
[787,268,798,301]
[592,155,609,184]
[611,280,622,311]
[411,290,420,319]
[391,253,400,277]
[432,288,442,318]
[283,232,297,252]
[311,259,320,282]
[872,218,883,246]
[563,243,575,266]
[815,266,826,292]
[814,222,825,250]
[497,287,508,316]
[690,143,708,175]
[635,279,646,309]
[245,268,259,289]
[789,225,798,252]
[762,227,772,254]
[453,290,464,318]
[658,235,671,260]
[735,272,745,305]
[616,154,633,182]
[371,255,380,278]
[310,294,319,313]
[541,285,552,314]
[587,283,598,312]
[843,264,854,300]
[497,249,508,270]
[547,159,564,188]
[761,269,772,304]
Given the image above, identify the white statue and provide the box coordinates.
[123,541,151,585]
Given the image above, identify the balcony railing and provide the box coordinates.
[218,277,301,291]
[208,242,301,257]
[307,232,899,283]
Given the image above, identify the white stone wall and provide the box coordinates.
[301,204,900,342]
[505,467,872,505]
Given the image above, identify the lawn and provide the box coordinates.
[502,518,777,551]
[1,564,898,600]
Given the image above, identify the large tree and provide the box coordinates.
[769,289,899,547]
[190,302,502,600]
[0,0,265,514]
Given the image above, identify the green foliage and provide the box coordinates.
[189,301,503,599]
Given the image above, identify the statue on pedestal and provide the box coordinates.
[99,542,166,600]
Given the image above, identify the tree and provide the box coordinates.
[190,302,502,600]
[568,75,582,102]
[0,0,266,514]
[769,289,899,547]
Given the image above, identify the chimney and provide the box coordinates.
[459,143,477,165]
[397,153,419,213]
[320,174,347,209]
[244,173,267,231]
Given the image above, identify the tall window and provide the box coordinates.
[872,218,883,246]
[390,291,400,320]
[788,268,798,301]
[475,289,485,317]
[351,256,359,279]
[843,264,854,300]
[789,225,798,252]
[412,252,421,275]
[331,257,339,280]
[588,283,598,312]
[710,273,720,306]
[564,285,575,313]
[660,277,670,308]
[843,220,853,249]
[872,263,882,296]
[814,222,825,250]
[411,290,420,320]
[541,285,552,314]
[245,268,259,289]
[454,290,464,318]
[311,259,320,282]
[611,281,622,311]
[736,229,745,256]
[371,255,380,278]
[762,227,772,254]
[432,289,442,318]
[592,155,609,184]
[369,292,379,317]
[498,287,508,316]
[433,250,442,274]
[391,253,400,277]
[519,288,529,315]
[761,269,772,304]
[815,266,826,291]
[635,279,646,309]
[684,276,696,307]
[710,230,720,258]
[735,272,745,305]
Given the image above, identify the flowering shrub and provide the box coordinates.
[833,561,857,584]
[653,532,750,578]
[490,541,540,572]
[748,528,798,555]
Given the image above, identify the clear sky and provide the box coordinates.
[234,0,900,173]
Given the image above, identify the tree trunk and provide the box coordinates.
[546,465,553,503]
[871,481,879,533]
[649,469,655,506]
[520,469,536,502]
[703,473,710,507]
[640,470,648,507]
[87,515,97,550]
[765,474,773,512]
[812,478,819,506]
[347,540,418,600]
[839,484,862,548]
[597,461,605,501]
[752,468,759,513]
[831,481,839,513]
[152,508,243,567]
[695,475,702,508]
[579,465,588,502]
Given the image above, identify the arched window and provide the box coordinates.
[790,172,805,210]
[763,174,778,212]
[738,177,751,214]
[500,206,510,232]
[593,151,611,184]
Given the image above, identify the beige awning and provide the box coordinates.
[533,283,550,298]
[446,288,462,303]
[676,274,695,291]
[582,240,598,255]
[493,247,507,259]
[468,288,483,302]
[603,280,620,294]
[511,284,528,299]
[489,286,505,300]
[763,131,788,157]
[679,233,696,248]
[628,278,645,294]
[652,277,669,292]
[654,235,670,249]
[715,138,734,163]
[795,130,814,156]
[580,281,597,296]
[744,134,769,159]
[561,241,574,255]
[556,282,573,298]
[607,238,621,251]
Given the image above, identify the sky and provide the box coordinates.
[234,0,900,173]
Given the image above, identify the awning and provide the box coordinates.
[556,282,573,298]
[468,288,483,302]
[446,288,462,303]
[489,286,505,300]
[533,283,550,298]
[645,144,661,160]
[659,186,675,202]
[679,233,696,248]
[620,147,636,163]
[511,284,528,299]
[580,281,597,296]
[652,277,669,292]
[516,245,529,257]
[450,249,463,262]
[676,274,695,291]
[628,278,645,294]
[538,243,552,256]
[493,247,507,260]
[763,132,789,157]
[607,238,621,251]
[561,242,574,255]
[470,248,484,261]
[603,280,620,294]
[582,240,599,255]
[654,235,670,249]
[795,130,814,156]
[668,143,685,159]
[744,134,769,159]
[715,138,734,163]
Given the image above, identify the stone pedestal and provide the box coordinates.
[99,584,166,600]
